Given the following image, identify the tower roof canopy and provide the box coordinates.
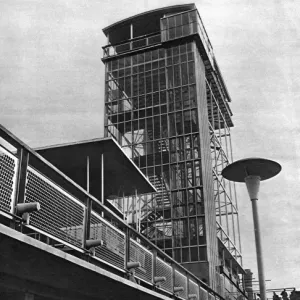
[103,3,196,36]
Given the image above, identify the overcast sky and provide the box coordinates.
[1,0,299,292]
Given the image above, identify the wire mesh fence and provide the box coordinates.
[175,269,188,299]
[25,166,85,248]
[189,279,200,299]
[129,238,153,284]
[90,211,126,271]
[0,145,18,214]
[201,287,209,300]
[209,292,216,300]
[156,257,173,293]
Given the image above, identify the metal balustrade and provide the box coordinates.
[25,166,85,249]
[220,274,225,298]
[91,211,125,271]
[155,257,173,293]
[0,124,244,300]
[209,292,216,300]
[129,238,153,284]
[189,279,199,300]
[0,145,18,215]
[175,270,188,299]
[103,33,161,58]
[200,287,209,300]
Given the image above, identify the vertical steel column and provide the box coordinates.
[82,155,91,249]
[101,153,104,218]
[87,155,90,193]
[130,23,133,50]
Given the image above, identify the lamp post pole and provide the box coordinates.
[244,174,266,300]
[251,197,266,300]
[222,158,281,300]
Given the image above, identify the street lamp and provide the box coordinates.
[221,158,281,300]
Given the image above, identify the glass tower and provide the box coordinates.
[102,4,244,294]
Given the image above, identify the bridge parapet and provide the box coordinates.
[0,123,223,300]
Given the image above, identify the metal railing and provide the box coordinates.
[102,9,214,66]
[0,123,233,300]
[25,166,85,249]
[103,32,161,58]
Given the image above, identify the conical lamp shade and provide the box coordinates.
[245,175,260,200]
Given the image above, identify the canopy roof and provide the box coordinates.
[36,137,156,200]
[102,3,195,36]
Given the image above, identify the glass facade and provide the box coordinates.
[102,5,244,294]
[105,41,208,264]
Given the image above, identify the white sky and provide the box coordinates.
[0,0,299,292]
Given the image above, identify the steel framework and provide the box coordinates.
[102,4,244,294]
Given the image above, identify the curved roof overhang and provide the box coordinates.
[103,3,196,36]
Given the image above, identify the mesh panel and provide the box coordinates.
[189,279,199,300]
[216,273,222,296]
[220,274,225,298]
[200,288,208,300]
[0,146,18,214]
[130,239,153,284]
[155,257,173,293]
[175,270,187,299]
[208,293,215,300]
[91,211,125,271]
[25,167,85,248]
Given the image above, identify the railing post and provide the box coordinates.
[14,148,29,208]
[82,197,92,250]
[125,227,139,283]
[11,147,29,229]
[125,227,130,271]
[152,249,157,286]
[13,148,29,219]
[172,264,176,298]
[186,274,190,300]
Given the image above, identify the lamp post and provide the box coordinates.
[221,158,281,300]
